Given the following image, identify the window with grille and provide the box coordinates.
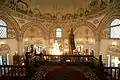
[0,20,7,38]
[110,19,120,38]
[56,28,62,38]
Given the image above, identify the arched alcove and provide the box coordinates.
[21,20,49,54]
[74,26,95,55]
[23,25,46,53]
[49,24,68,55]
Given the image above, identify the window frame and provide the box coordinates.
[0,20,8,39]
[56,28,62,38]
[110,19,120,39]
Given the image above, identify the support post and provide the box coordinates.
[17,37,23,55]
[99,55,104,73]
[99,55,103,67]
[25,52,29,79]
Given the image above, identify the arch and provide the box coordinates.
[111,19,120,26]
[56,28,62,32]
[75,21,97,38]
[21,21,47,38]
[0,11,20,40]
[48,21,96,39]
[0,20,7,26]
[21,20,96,39]
[97,9,120,39]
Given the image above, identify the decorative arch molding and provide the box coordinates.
[21,21,48,38]
[0,11,20,40]
[97,9,120,40]
[47,20,96,39]
[74,21,97,38]
[21,20,96,39]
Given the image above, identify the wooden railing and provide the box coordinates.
[104,67,120,80]
[35,54,93,62]
[91,56,100,68]
[1,52,120,80]
[90,55,103,70]
[33,54,120,80]
[0,65,26,77]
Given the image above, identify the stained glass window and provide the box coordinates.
[56,28,62,38]
[0,20,7,38]
[110,19,120,38]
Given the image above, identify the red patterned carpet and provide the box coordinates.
[45,67,87,80]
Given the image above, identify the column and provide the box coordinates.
[17,37,23,55]
[44,37,49,54]
[95,39,100,56]
[95,32,101,57]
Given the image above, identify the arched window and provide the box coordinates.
[0,20,7,38]
[56,28,62,38]
[110,19,120,38]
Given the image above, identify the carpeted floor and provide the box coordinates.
[31,65,100,80]
[45,67,87,80]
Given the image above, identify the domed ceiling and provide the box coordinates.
[0,0,115,19]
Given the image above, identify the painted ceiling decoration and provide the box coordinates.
[0,0,117,20]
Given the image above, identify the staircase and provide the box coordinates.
[0,53,120,80]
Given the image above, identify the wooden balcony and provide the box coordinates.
[0,53,120,80]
